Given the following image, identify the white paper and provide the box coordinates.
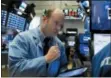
[94,34,111,55]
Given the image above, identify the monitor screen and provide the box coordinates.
[79,33,91,44]
[67,36,76,47]
[7,13,26,31]
[68,41,75,47]
[17,2,27,15]
[79,44,89,56]
[1,10,7,26]
[91,1,111,31]
[93,34,111,55]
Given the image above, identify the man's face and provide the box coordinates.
[45,13,64,37]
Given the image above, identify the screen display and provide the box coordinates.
[79,33,91,44]
[91,1,111,31]
[68,41,75,47]
[17,2,27,15]
[67,36,76,47]
[7,13,26,31]
[1,10,7,26]
[79,44,89,56]
[93,34,111,55]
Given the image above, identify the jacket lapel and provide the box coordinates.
[31,27,43,49]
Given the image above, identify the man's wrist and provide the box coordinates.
[45,55,50,63]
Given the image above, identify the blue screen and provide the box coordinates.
[7,13,26,31]
[79,33,91,44]
[91,1,111,30]
[79,44,89,56]
[1,10,7,26]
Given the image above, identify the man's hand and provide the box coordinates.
[45,45,60,63]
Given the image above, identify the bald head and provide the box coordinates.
[43,8,64,18]
[41,8,65,37]
[53,8,64,16]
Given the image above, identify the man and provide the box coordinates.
[8,8,67,77]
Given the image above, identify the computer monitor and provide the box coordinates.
[7,13,26,31]
[67,36,76,47]
[79,44,89,56]
[1,10,7,26]
[91,1,111,32]
[17,1,27,15]
[93,34,111,55]
[79,33,91,44]
[68,41,75,47]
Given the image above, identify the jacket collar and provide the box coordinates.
[31,26,58,49]
[31,26,45,49]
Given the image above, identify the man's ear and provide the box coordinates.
[42,16,48,28]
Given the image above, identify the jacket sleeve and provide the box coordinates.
[8,34,47,77]
[60,44,68,67]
